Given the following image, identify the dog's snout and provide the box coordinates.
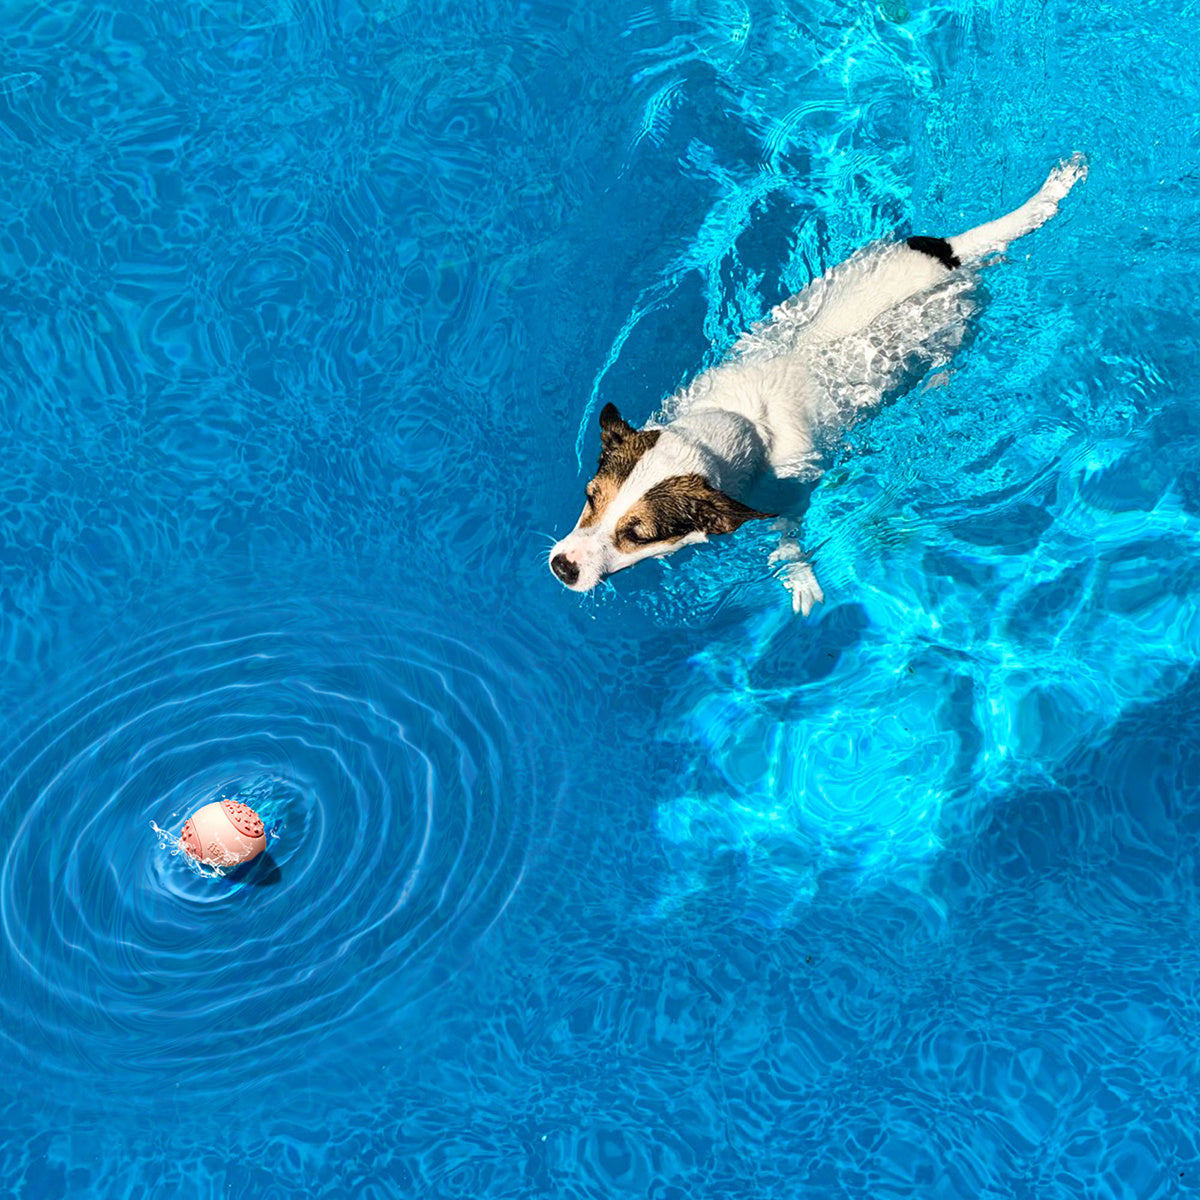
[550,552,580,587]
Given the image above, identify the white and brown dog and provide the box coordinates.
[550,156,1087,614]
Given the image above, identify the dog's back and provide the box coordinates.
[662,240,978,479]
[662,155,1087,482]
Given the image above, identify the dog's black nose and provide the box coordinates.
[550,553,580,587]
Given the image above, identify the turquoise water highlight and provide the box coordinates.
[1,0,1199,1196]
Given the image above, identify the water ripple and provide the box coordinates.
[0,596,567,1094]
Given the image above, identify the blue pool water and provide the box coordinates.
[2,0,1199,1196]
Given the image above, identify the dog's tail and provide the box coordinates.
[943,153,1088,265]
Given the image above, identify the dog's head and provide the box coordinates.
[549,403,773,592]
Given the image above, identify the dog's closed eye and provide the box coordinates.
[620,520,656,546]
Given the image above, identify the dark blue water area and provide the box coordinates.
[2,0,1200,1196]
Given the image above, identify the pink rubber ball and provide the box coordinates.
[181,799,266,867]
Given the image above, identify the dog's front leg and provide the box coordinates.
[768,528,824,616]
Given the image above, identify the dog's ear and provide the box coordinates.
[696,485,775,535]
[599,403,635,450]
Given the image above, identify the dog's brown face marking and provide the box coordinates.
[573,405,774,560]
[613,474,775,552]
[578,404,661,528]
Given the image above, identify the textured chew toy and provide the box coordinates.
[181,799,267,867]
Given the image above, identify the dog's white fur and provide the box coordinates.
[551,155,1088,613]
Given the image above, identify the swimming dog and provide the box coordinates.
[549,155,1087,614]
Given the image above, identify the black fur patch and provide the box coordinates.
[906,236,960,270]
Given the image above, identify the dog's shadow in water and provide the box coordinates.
[748,475,819,521]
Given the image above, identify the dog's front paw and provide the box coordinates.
[777,558,824,617]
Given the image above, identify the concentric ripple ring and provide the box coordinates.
[0,596,568,1095]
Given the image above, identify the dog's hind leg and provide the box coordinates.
[947,153,1088,264]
